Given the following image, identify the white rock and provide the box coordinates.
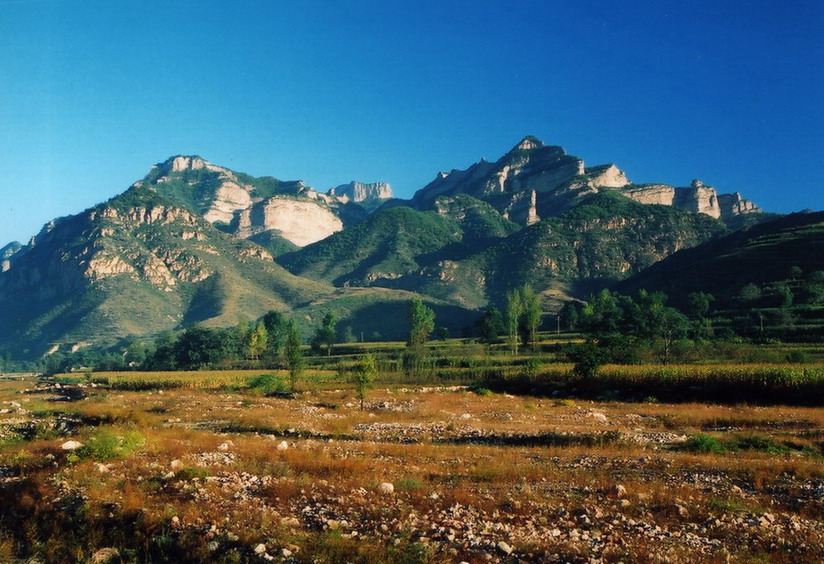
[170,459,183,471]
[460,413,472,420]
[254,543,266,554]
[609,484,627,498]
[276,441,288,451]
[589,412,609,424]
[170,516,180,527]
[61,440,84,451]
[377,482,395,495]
[95,463,110,474]
[497,541,513,555]
[217,442,230,452]
[282,548,292,558]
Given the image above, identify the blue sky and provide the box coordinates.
[1,0,822,245]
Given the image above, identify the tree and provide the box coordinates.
[349,353,377,409]
[776,284,794,308]
[559,302,579,331]
[506,289,523,355]
[567,340,605,378]
[174,325,231,369]
[312,312,338,356]
[477,306,504,344]
[247,323,268,360]
[739,283,762,304]
[261,310,288,360]
[687,292,714,320]
[407,298,435,348]
[519,285,541,350]
[283,319,305,392]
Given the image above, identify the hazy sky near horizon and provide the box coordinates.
[1,0,822,245]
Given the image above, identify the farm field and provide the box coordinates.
[1,360,823,563]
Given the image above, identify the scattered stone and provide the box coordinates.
[170,516,180,528]
[217,442,230,452]
[90,547,121,564]
[276,440,289,451]
[377,482,395,495]
[608,484,627,498]
[170,459,183,471]
[254,543,266,555]
[60,440,84,451]
[497,541,513,555]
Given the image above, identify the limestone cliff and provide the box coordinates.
[142,156,378,247]
[622,179,761,220]
[408,137,762,225]
[329,181,393,211]
[235,196,344,247]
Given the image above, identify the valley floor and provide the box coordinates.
[1,376,823,563]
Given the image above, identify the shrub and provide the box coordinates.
[248,373,288,396]
[684,433,725,454]
[75,429,145,461]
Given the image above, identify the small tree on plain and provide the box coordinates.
[349,353,377,409]
[247,322,268,360]
[506,289,523,355]
[407,298,435,348]
[312,312,338,356]
[519,284,541,350]
[283,319,305,392]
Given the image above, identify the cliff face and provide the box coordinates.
[329,181,393,211]
[408,137,761,225]
[0,185,332,357]
[143,156,379,247]
[622,179,762,220]
[235,196,344,247]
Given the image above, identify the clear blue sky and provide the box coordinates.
[1,0,822,245]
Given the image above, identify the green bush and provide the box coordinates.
[75,429,145,461]
[684,433,725,454]
[247,373,288,396]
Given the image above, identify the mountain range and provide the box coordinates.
[2,136,811,359]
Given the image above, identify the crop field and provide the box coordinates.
[1,352,824,564]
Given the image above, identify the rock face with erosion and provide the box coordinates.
[329,181,393,211]
[623,179,761,219]
[407,137,762,224]
[236,197,344,247]
[143,156,382,247]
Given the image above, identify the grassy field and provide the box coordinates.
[3,338,823,563]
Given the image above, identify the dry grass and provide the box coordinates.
[1,375,823,563]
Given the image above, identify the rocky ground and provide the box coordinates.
[1,376,823,563]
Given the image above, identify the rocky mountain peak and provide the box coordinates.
[328,181,393,207]
[514,136,545,151]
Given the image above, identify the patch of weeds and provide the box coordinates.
[395,478,425,492]
[239,399,253,408]
[73,428,146,462]
[469,386,493,396]
[708,497,755,515]
[524,403,536,410]
[644,396,660,404]
[522,357,542,380]
[683,433,726,454]
[247,373,288,396]
[176,467,211,481]
[553,399,575,407]
[146,404,169,414]
[728,435,791,454]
